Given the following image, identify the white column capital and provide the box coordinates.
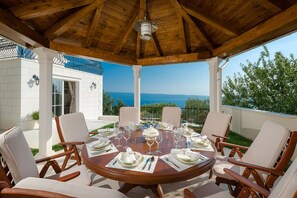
[132,65,142,74]
[207,57,222,69]
[33,47,57,61]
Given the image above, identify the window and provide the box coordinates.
[52,79,63,116]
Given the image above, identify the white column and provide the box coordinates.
[133,65,142,122]
[207,57,221,112]
[217,67,222,112]
[34,47,57,158]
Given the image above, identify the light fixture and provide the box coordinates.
[134,13,158,41]
[90,82,96,90]
[32,74,39,86]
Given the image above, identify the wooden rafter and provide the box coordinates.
[0,8,49,47]
[137,51,211,66]
[45,0,107,41]
[167,0,214,51]
[183,6,239,37]
[178,15,187,54]
[51,42,136,65]
[113,9,139,54]
[213,3,297,57]
[84,5,103,48]
[251,0,282,13]
[10,0,94,20]
[151,33,162,56]
[136,0,146,59]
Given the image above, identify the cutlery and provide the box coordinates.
[165,157,180,169]
[148,156,155,170]
[105,148,112,152]
[112,159,118,165]
[142,157,151,170]
[109,142,114,147]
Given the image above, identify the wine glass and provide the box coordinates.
[173,129,183,148]
[145,136,155,155]
[155,132,163,154]
[115,129,123,148]
[123,129,131,149]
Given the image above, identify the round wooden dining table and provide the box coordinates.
[81,130,217,198]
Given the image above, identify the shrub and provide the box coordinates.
[31,111,39,120]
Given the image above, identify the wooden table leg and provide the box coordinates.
[150,184,164,198]
[119,183,164,197]
[118,183,137,194]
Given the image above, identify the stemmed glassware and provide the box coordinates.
[155,132,163,154]
[145,136,155,155]
[123,129,131,149]
[173,128,183,148]
[115,128,123,148]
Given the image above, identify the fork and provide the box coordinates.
[165,157,180,169]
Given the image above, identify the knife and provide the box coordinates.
[142,157,151,170]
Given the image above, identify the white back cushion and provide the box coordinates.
[59,112,89,142]
[162,107,182,127]
[270,156,297,198]
[0,127,39,183]
[119,107,139,127]
[242,121,290,169]
[201,112,232,142]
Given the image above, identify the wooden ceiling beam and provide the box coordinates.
[0,8,49,48]
[50,42,136,65]
[213,3,297,57]
[152,33,162,56]
[251,0,282,13]
[178,15,187,54]
[167,0,214,51]
[45,0,107,41]
[10,0,94,20]
[137,51,211,66]
[84,5,104,48]
[113,10,139,54]
[183,6,240,37]
[136,0,146,59]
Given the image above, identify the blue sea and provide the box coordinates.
[109,92,209,108]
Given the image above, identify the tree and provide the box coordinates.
[103,91,114,115]
[223,46,297,115]
[113,98,126,115]
[184,99,209,125]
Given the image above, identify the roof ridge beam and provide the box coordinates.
[45,0,108,41]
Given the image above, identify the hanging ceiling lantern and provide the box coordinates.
[134,15,158,41]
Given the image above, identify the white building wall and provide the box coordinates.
[0,57,103,131]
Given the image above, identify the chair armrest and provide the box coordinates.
[89,131,98,135]
[228,158,284,176]
[59,141,85,146]
[212,134,229,140]
[219,142,249,150]
[183,188,196,198]
[55,171,81,182]
[35,150,74,164]
[219,142,249,157]
[224,168,270,197]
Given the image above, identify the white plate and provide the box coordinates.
[173,153,198,164]
[118,152,144,168]
[97,129,114,137]
[89,140,110,150]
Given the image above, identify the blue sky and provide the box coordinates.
[102,32,297,96]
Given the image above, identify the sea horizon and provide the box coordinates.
[108,91,209,107]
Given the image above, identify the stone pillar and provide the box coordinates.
[34,47,56,158]
[207,57,221,112]
[133,65,142,122]
[217,67,222,112]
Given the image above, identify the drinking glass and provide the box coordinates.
[145,137,155,155]
[115,129,123,148]
[173,129,183,148]
[123,129,131,149]
[155,132,163,154]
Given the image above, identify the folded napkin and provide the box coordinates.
[143,126,159,137]
[88,137,109,149]
[120,147,137,165]
[171,149,200,162]
[191,135,210,146]
[156,122,172,130]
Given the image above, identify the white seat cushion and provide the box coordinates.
[15,177,128,198]
[201,112,231,142]
[46,165,91,186]
[213,120,290,180]
[162,107,182,127]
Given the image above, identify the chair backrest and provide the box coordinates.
[201,112,232,142]
[242,121,291,173]
[0,127,39,184]
[57,112,89,143]
[269,157,297,198]
[119,107,139,127]
[161,107,182,128]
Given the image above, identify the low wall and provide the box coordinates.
[222,105,297,159]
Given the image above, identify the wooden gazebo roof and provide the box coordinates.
[1,0,297,66]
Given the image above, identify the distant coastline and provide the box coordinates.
[108,92,209,108]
